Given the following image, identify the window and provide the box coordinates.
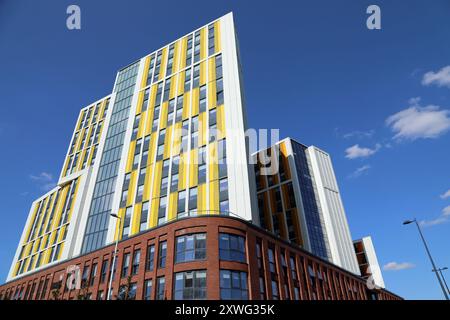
[132,249,141,275]
[220,270,248,300]
[170,173,179,192]
[268,248,276,273]
[174,270,207,300]
[175,233,206,263]
[199,85,206,113]
[89,263,97,286]
[208,23,215,55]
[219,178,228,202]
[156,277,165,300]
[219,233,246,263]
[271,280,279,300]
[122,207,132,239]
[198,164,206,184]
[259,277,266,299]
[290,256,298,280]
[144,280,152,300]
[136,184,144,202]
[189,187,197,211]
[120,190,128,208]
[81,266,90,288]
[158,241,167,268]
[160,177,169,195]
[216,77,224,105]
[100,260,108,283]
[121,253,130,278]
[118,282,137,300]
[140,201,149,232]
[256,241,263,269]
[158,196,167,225]
[146,245,155,271]
[177,190,186,217]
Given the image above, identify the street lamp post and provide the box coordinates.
[403,219,449,300]
[433,267,450,295]
[107,213,122,300]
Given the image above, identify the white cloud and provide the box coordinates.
[442,205,450,217]
[420,206,450,227]
[343,130,375,139]
[348,165,371,178]
[29,172,55,191]
[383,262,415,271]
[386,99,450,140]
[422,66,450,88]
[440,189,450,199]
[345,144,381,159]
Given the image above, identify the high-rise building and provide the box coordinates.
[354,236,386,289]
[0,13,399,301]
[253,138,360,275]
[7,12,257,282]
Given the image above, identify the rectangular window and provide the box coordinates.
[140,201,149,232]
[268,248,276,273]
[122,207,132,239]
[177,190,186,217]
[188,187,197,211]
[219,233,246,263]
[184,67,192,92]
[156,277,165,300]
[199,85,206,113]
[144,280,152,300]
[175,233,206,263]
[146,245,155,271]
[100,260,108,283]
[259,277,266,299]
[198,164,206,184]
[158,196,167,225]
[193,64,200,88]
[220,270,248,300]
[271,280,279,300]
[174,270,207,300]
[121,253,130,278]
[158,241,167,268]
[89,263,97,286]
[170,173,179,192]
[216,77,224,105]
[132,249,140,275]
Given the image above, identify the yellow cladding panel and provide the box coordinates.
[58,225,66,242]
[23,203,40,246]
[114,207,126,241]
[75,128,85,152]
[13,261,20,277]
[141,56,151,89]
[172,41,180,74]
[51,186,69,232]
[198,183,207,213]
[62,155,71,176]
[99,99,107,119]
[164,125,173,159]
[147,134,158,167]
[208,80,217,110]
[40,234,48,250]
[136,90,144,115]
[127,171,137,207]
[215,20,221,53]
[177,70,186,95]
[191,88,199,116]
[32,238,41,254]
[182,91,191,120]
[143,164,153,202]
[149,198,159,228]
[160,101,169,130]
[179,152,188,190]
[34,197,49,238]
[200,61,207,86]
[170,75,176,100]
[66,178,80,222]
[208,56,216,84]
[75,111,84,132]
[171,122,182,156]
[189,149,198,188]
[159,47,168,80]
[217,105,226,139]
[199,112,207,146]
[200,27,207,60]
[179,37,187,71]
[78,149,88,171]
[126,140,136,173]
[57,243,64,260]
[209,179,219,213]
[48,230,57,248]
[208,142,219,181]
[137,111,146,139]
[168,192,177,220]
[131,203,142,236]
[152,161,163,199]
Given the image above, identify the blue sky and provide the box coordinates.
[1,0,449,299]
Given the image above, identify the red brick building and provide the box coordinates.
[0,215,400,300]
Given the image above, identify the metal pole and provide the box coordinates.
[107,215,122,300]
[438,269,450,295]
[413,220,449,300]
